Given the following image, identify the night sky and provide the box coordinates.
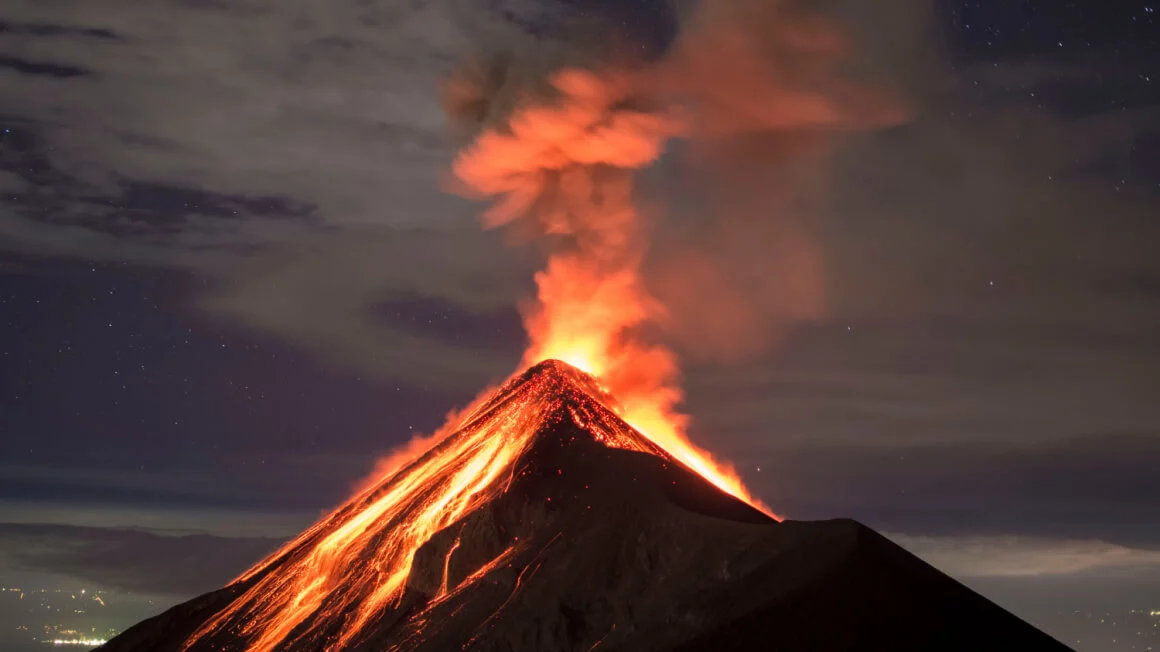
[2,1,1159,650]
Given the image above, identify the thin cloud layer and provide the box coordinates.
[891,533,1160,578]
[0,523,282,596]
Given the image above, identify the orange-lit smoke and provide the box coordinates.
[445,0,902,511]
[449,65,769,509]
[642,0,904,363]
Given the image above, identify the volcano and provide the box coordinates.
[98,360,1068,651]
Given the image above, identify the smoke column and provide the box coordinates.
[443,0,904,508]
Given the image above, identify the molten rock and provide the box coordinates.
[99,360,1067,651]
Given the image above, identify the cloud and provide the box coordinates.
[0,0,464,209]
[738,434,1160,552]
[0,503,309,539]
[0,523,283,595]
[200,226,534,387]
[0,0,548,385]
[890,533,1160,578]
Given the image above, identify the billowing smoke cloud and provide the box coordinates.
[648,0,910,362]
[442,0,906,375]
[438,0,907,506]
[183,0,923,392]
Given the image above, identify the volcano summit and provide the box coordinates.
[98,360,1068,652]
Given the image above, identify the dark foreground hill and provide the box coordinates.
[99,360,1070,652]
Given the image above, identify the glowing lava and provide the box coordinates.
[180,361,699,651]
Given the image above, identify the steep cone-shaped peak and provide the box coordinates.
[99,359,1069,652]
[109,358,689,652]
[461,358,669,458]
[516,358,592,384]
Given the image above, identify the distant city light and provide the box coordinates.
[50,639,107,646]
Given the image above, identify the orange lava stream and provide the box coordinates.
[183,387,531,650]
[181,364,665,651]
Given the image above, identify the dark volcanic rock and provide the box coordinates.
[99,360,1070,652]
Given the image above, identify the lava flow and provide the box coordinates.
[179,360,722,651]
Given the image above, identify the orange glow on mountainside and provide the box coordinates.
[181,361,710,651]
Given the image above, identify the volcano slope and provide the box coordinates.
[99,360,1069,652]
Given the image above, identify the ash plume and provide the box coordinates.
[439,0,906,496]
[444,0,907,366]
